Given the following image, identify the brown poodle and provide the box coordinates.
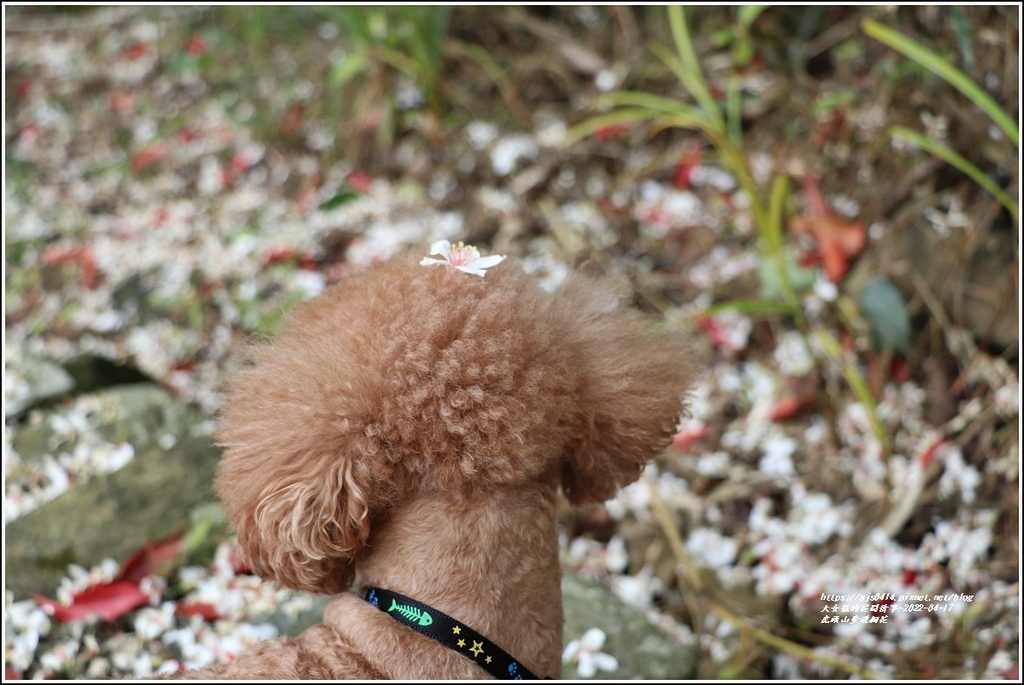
[175,247,696,679]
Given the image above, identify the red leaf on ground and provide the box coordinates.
[116,531,185,584]
[769,395,806,422]
[918,438,948,469]
[672,149,703,189]
[790,175,866,282]
[176,601,221,621]
[130,142,169,173]
[32,581,149,623]
[42,245,101,289]
[14,78,31,99]
[696,315,747,352]
[889,356,912,384]
[696,315,728,349]
[230,150,258,177]
[672,424,711,451]
[770,375,819,422]
[119,42,149,61]
[347,169,374,194]
[263,246,297,267]
[1005,663,1018,680]
[186,35,207,56]
[6,665,22,680]
[173,359,196,373]
[177,127,199,144]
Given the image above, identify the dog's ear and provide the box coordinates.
[214,291,397,595]
[558,276,697,505]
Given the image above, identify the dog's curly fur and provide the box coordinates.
[175,251,696,679]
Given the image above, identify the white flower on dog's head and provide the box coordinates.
[420,240,506,277]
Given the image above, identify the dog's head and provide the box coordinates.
[215,250,696,594]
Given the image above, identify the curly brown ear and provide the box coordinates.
[558,277,697,505]
[214,289,397,595]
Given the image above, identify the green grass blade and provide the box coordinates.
[370,44,432,84]
[667,6,724,128]
[599,90,709,118]
[562,109,657,146]
[765,173,789,254]
[403,6,450,72]
[649,42,709,114]
[891,126,1019,223]
[702,299,796,317]
[651,113,719,138]
[817,329,891,456]
[737,5,769,29]
[862,18,1018,147]
[449,39,528,125]
[726,74,742,147]
[327,6,372,46]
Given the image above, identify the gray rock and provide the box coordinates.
[4,356,76,418]
[562,570,696,679]
[4,384,222,598]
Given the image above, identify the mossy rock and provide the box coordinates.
[562,570,696,679]
[4,385,222,598]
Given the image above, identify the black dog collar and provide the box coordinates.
[365,587,547,680]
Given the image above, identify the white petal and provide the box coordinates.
[455,265,488,277]
[471,254,506,269]
[428,239,452,256]
[592,652,619,672]
[420,257,449,267]
[577,654,597,678]
[562,639,582,663]
[580,627,606,650]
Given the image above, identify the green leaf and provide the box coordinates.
[862,17,1018,147]
[320,189,361,210]
[854,277,911,353]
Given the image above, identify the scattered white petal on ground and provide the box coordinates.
[562,627,619,678]
[4,9,1017,680]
